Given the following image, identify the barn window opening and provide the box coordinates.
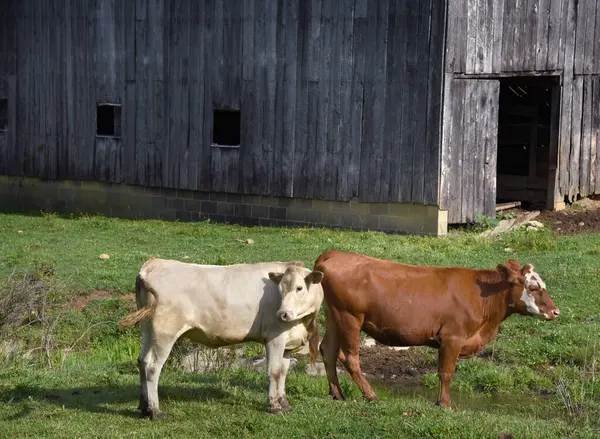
[0,99,7,132]
[96,103,121,137]
[496,76,560,210]
[212,109,241,147]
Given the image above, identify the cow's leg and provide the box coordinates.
[139,325,186,419]
[277,351,292,411]
[137,321,151,412]
[320,313,344,400]
[265,337,286,414]
[437,337,463,408]
[338,317,378,401]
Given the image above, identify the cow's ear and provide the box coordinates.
[306,270,324,285]
[520,263,534,275]
[506,259,522,271]
[269,272,284,285]
[497,264,519,283]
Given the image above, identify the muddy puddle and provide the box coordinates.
[370,376,565,421]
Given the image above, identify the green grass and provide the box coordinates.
[1,212,600,438]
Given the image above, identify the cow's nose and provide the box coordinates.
[551,308,560,317]
[277,310,294,321]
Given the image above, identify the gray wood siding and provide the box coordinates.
[446,0,600,75]
[440,78,499,223]
[0,0,446,205]
[443,0,600,220]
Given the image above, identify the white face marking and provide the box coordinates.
[521,266,546,317]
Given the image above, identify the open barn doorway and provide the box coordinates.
[496,76,560,210]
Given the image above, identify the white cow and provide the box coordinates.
[119,258,324,418]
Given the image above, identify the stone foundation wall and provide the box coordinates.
[0,176,448,235]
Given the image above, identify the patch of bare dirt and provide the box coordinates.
[538,197,600,235]
[358,345,437,380]
[70,290,135,311]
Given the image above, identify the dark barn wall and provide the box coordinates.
[0,0,446,206]
[442,0,600,223]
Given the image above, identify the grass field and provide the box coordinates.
[1,212,599,438]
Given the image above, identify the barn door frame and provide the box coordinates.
[440,75,500,224]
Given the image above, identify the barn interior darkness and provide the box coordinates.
[496,76,559,209]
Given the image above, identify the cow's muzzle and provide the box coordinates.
[277,310,295,322]
[544,308,560,320]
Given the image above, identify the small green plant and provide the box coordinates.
[474,214,499,230]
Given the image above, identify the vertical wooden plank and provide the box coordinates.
[387,0,406,201]
[439,75,453,211]
[483,80,500,217]
[334,0,354,200]
[568,75,583,200]
[321,0,336,199]
[278,0,299,198]
[148,0,165,188]
[197,0,215,191]
[481,0,494,73]
[134,0,148,185]
[582,0,598,75]
[457,0,468,73]
[557,0,570,68]
[382,0,399,201]
[186,0,203,191]
[491,0,505,73]
[594,0,600,74]
[444,0,457,72]
[450,79,466,222]
[398,0,417,202]
[122,0,136,184]
[559,0,577,196]
[501,0,516,71]
[593,76,600,193]
[348,0,365,199]
[461,80,477,221]
[272,0,287,197]
[423,0,445,205]
[574,0,587,74]
[579,76,592,197]
[546,0,562,69]
[409,0,431,203]
[535,0,550,70]
[465,0,478,73]
[547,84,561,207]
[359,0,389,202]
[524,0,539,71]
[167,0,191,189]
[292,0,311,198]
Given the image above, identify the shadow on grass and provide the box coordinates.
[1,372,270,420]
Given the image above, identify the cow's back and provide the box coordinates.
[140,259,303,346]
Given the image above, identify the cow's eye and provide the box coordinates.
[296,286,303,292]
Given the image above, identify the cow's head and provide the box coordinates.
[497,259,560,320]
[269,266,324,322]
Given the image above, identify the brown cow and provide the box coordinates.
[313,250,560,408]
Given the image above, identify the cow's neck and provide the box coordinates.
[477,270,516,328]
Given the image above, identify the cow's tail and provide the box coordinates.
[118,273,157,328]
[308,313,320,366]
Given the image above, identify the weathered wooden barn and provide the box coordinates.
[0,0,598,235]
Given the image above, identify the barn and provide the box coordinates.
[0,0,598,235]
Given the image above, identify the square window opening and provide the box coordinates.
[212,109,241,147]
[96,103,121,137]
[0,99,8,132]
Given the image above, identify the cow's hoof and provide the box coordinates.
[435,401,451,409]
[278,397,292,412]
[268,406,283,415]
[141,408,166,420]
